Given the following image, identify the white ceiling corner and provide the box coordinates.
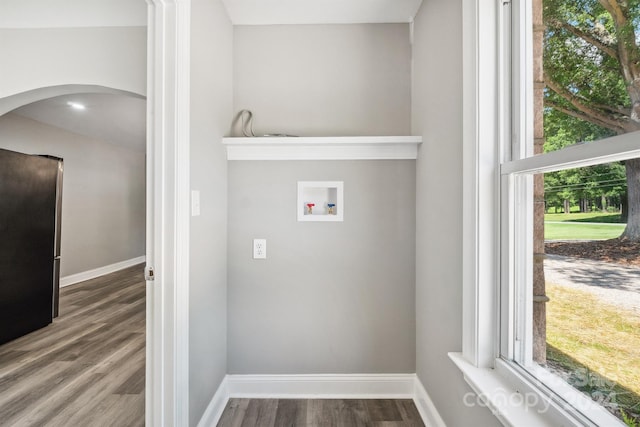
[0,0,422,28]
[221,0,423,25]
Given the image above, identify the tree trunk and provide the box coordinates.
[579,198,588,212]
[621,158,640,241]
[564,199,570,213]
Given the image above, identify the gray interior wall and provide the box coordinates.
[188,0,233,424]
[228,23,415,374]
[0,27,146,100]
[411,1,500,425]
[233,24,411,137]
[0,113,145,277]
[228,160,416,374]
[0,0,147,28]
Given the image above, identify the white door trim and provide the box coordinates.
[146,0,191,425]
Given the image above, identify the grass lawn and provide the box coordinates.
[546,282,640,422]
[544,222,625,240]
[545,212,624,223]
[544,211,625,240]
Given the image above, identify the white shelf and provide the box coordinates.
[222,136,422,160]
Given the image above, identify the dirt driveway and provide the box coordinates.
[544,254,640,314]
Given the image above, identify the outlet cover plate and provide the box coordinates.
[253,238,266,259]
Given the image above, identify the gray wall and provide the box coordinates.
[228,23,416,375]
[228,160,416,374]
[0,113,145,277]
[233,24,411,137]
[412,1,500,425]
[0,26,146,100]
[188,0,233,424]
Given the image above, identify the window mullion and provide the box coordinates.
[499,174,515,360]
[510,0,534,161]
[512,173,534,367]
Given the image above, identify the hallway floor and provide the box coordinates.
[0,264,145,426]
[218,398,425,426]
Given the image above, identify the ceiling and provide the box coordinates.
[1,0,423,28]
[12,93,146,152]
[221,0,423,25]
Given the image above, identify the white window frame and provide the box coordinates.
[451,0,640,425]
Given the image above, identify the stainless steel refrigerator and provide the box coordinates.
[0,148,63,345]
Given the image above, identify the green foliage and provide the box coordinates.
[620,409,640,427]
[543,109,626,211]
[542,0,640,238]
[622,410,639,427]
[543,109,615,152]
[542,0,640,235]
[543,0,637,128]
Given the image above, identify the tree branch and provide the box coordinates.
[551,19,619,59]
[545,99,626,134]
[599,0,627,25]
[545,73,629,131]
[598,0,640,84]
[590,102,631,117]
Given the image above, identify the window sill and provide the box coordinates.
[448,353,623,427]
[221,136,422,160]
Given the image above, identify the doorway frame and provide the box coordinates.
[146,0,191,425]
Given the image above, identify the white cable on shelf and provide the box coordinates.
[239,109,256,137]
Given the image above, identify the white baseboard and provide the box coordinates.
[59,256,146,288]
[226,373,416,399]
[197,377,229,427]
[197,373,444,427]
[414,375,447,427]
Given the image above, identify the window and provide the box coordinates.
[454,0,640,425]
[502,136,640,426]
[501,0,640,424]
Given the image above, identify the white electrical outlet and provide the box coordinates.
[253,239,266,259]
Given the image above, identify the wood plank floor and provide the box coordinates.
[0,264,145,427]
[218,398,426,427]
